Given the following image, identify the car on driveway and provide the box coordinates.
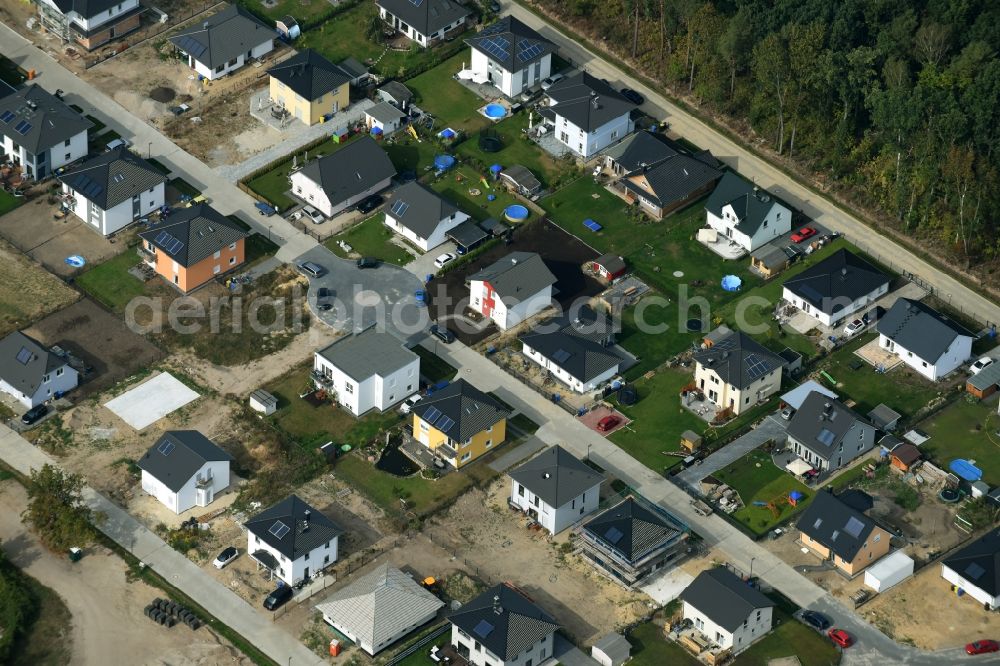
[843,319,865,336]
[791,226,818,243]
[302,205,325,224]
[415,289,428,306]
[828,628,853,648]
[434,252,456,269]
[596,415,621,432]
[780,406,796,420]
[970,357,995,375]
[263,584,293,611]
[619,88,644,105]
[356,257,379,269]
[21,404,48,426]
[298,261,326,278]
[966,640,1000,655]
[430,324,455,343]
[400,394,422,414]
[800,610,831,631]
[213,547,239,569]
[356,195,384,215]
[540,73,565,90]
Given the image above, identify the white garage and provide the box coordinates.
[864,550,914,593]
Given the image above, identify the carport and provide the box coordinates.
[250,550,279,581]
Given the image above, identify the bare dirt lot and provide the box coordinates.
[0,236,79,338]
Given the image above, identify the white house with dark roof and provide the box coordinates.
[520,307,621,393]
[509,445,603,534]
[137,430,233,514]
[469,252,556,330]
[448,582,559,666]
[544,72,636,158]
[314,328,419,416]
[36,0,143,51]
[941,528,1000,610]
[383,181,469,252]
[876,298,974,381]
[169,4,277,81]
[704,172,791,252]
[680,567,774,652]
[315,563,444,655]
[245,494,343,585]
[376,0,469,47]
[782,248,890,327]
[58,147,167,236]
[0,84,92,180]
[0,331,78,408]
[786,391,876,472]
[465,16,555,98]
[290,136,396,217]
[692,331,784,416]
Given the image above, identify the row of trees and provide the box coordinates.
[544,0,1000,268]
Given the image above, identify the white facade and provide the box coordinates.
[521,341,618,393]
[705,200,791,252]
[63,180,164,236]
[451,624,553,666]
[248,530,338,586]
[782,282,889,328]
[864,551,914,593]
[290,169,392,218]
[694,363,781,416]
[552,111,633,159]
[378,6,466,46]
[682,600,773,652]
[469,48,551,98]
[510,477,601,534]
[313,351,419,416]
[140,459,230,515]
[469,280,553,330]
[0,363,78,409]
[2,128,87,180]
[879,332,972,382]
[789,421,875,472]
[186,39,274,81]
[39,0,139,32]
[941,563,999,610]
[384,209,469,252]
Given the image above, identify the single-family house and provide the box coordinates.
[448,582,559,666]
[782,249,890,328]
[138,204,248,293]
[704,172,791,253]
[0,331,78,408]
[245,494,343,586]
[465,16,555,98]
[591,633,631,666]
[498,164,541,197]
[796,489,892,576]
[137,430,233,514]
[0,84,92,180]
[544,72,636,159]
[290,136,396,218]
[376,0,469,48]
[36,0,142,51]
[169,4,277,81]
[365,101,407,137]
[469,252,556,330]
[520,308,622,393]
[383,181,469,252]
[57,147,167,236]
[314,328,419,416]
[941,528,1000,610]
[508,445,604,534]
[876,298,974,381]
[315,564,444,655]
[267,49,351,125]
[376,81,413,110]
[786,391,876,472]
[691,331,784,416]
[411,379,510,469]
[578,495,689,587]
[680,567,774,652]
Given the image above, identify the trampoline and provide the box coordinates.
[64,255,86,268]
[504,204,529,222]
[721,275,742,291]
[484,103,507,119]
[618,386,638,405]
[479,128,502,152]
[433,154,456,172]
[685,318,704,332]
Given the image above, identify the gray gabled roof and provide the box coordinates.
[338,57,369,80]
[786,391,871,460]
[377,81,413,105]
[314,564,444,652]
[0,331,67,398]
[376,0,470,37]
[267,49,351,101]
[0,84,92,155]
[705,171,786,237]
[968,362,1000,391]
[796,490,878,562]
[679,567,774,632]
[692,331,783,390]
[469,252,556,305]
[411,379,509,443]
[448,583,559,661]
[48,0,120,19]
[297,136,396,208]
[593,633,631,664]
[783,249,890,317]
[509,445,603,508]
[366,101,407,125]
[622,151,721,209]
[136,430,233,493]
[582,496,685,563]
[498,164,541,193]
[169,4,276,70]
[876,298,974,364]
[465,16,555,73]
[317,328,418,382]
[244,494,344,561]
[520,328,621,385]
[604,131,677,172]
[385,181,459,239]
[545,72,636,132]
[943,528,1000,597]
[58,148,167,212]
[138,204,248,268]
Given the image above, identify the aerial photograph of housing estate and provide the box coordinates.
[0,0,999,664]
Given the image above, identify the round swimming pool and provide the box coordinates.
[504,204,529,222]
[484,103,507,119]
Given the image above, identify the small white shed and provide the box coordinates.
[591,633,631,666]
[864,550,914,593]
[249,389,278,416]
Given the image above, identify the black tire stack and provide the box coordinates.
[143,597,200,630]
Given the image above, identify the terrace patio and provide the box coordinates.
[696,228,748,260]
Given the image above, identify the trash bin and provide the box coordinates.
[68,547,82,562]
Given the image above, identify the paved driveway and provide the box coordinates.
[675,414,788,491]
[405,240,458,282]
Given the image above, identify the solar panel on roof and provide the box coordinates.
[390,200,409,216]
[0,110,14,123]
[479,36,511,63]
[167,239,184,255]
[176,34,208,58]
[157,439,175,455]
[744,353,772,381]
[435,415,455,433]
[422,406,442,424]
[473,619,495,639]
[843,516,866,539]
[15,347,32,365]
[269,521,291,539]
[552,349,572,364]
[604,526,624,545]
[518,40,544,63]
[816,428,836,447]
[966,562,986,580]
[407,0,424,6]
[14,120,31,135]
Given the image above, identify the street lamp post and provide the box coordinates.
[148,141,152,159]
[750,557,756,580]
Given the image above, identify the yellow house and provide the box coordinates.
[267,49,351,126]
[796,490,892,577]
[410,379,510,468]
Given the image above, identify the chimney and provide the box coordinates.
[203,21,209,30]
[840,267,848,280]
[302,509,311,532]
[592,96,600,109]
[511,257,518,265]
[493,595,503,615]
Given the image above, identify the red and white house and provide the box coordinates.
[469,252,556,331]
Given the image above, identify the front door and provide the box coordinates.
[303,567,309,579]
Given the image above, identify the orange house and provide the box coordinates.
[139,204,248,293]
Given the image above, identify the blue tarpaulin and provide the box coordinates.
[949,459,983,481]
[583,219,602,232]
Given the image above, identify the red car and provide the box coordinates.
[966,640,1000,655]
[828,628,853,648]
[596,415,621,432]
[791,226,817,243]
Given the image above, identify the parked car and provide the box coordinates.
[843,319,865,336]
[966,640,1000,655]
[540,73,565,90]
[263,584,293,611]
[862,306,885,325]
[430,324,455,344]
[21,404,49,426]
[356,195,384,214]
[970,357,995,375]
[213,547,239,569]
[434,252,456,269]
[780,406,796,420]
[415,289,428,307]
[800,610,831,631]
[106,138,130,151]
[828,628,853,648]
[400,394,422,414]
[302,205,325,224]
[791,226,818,243]
[596,415,621,432]
[356,257,379,269]
[298,261,326,278]
[619,88,644,105]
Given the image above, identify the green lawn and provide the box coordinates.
[0,190,22,216]
[509,412,540,434]
[617,301,702,379]
[237,0,339,24]
[324,214,415,265]
[406,53,493,133]
[413,345,458,383]
[918,397,1000,486]
[75,250,146,312]
[244,135,351,210]
[385,136,444,175]
[736,610,841,666]
[168,176,200,198]
[428,163,526,222]
[627,621,699,666]
[455,112,573,190]
[715,448,813,536]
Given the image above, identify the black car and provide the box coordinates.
[430,324,455,344]
[263,585,294,611]
[356,195,384,214]
[801,610,831,631]
[21,404,48,426]
[356,257,379,269]
[620,88,644,105]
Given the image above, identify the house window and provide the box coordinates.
[65,153,71,161]
[484,439,492,448]
[229,257,236,265]
[64,139,71,146]
[214,250,221,259]
[873,534,880,542]
[324,554,329,564]
[518,484,524,497]
[345,383,354,394]
[475,641,481,652]
[304,552,310,561]
[213,265,221,274]
[56,368,63,376]
[460,452,471,462]
[571,498,575,509]
[229,242,237,250]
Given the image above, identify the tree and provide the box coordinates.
[22,464,94,552]
[753,32,790,153]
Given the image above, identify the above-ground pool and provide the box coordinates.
[483,103,508,119]
[504,204,529,222]
[433,154,456,171]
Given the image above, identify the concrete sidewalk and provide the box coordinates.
[0,424,324,666]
